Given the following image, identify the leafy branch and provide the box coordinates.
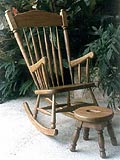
[84,24,120,109]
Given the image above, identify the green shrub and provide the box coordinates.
[84,24,120,109]
[0,0,36,102]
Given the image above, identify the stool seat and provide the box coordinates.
[74,106,114,123]
[70,106,117,158]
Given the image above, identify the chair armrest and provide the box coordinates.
[29,57,47,73]
[70,52,94,67]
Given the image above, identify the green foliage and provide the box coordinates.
[35,1,98,56]
[0,0,35,12]
[0,30,34,101]
[84,24,120,108]
[0,0,36,102]
[35,0,119,59]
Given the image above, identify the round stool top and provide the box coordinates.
[74,106,114,123]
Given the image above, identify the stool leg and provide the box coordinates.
[70,123,82,152]
[107,121,117,146]
[83,127,90,140]
[97,130,106,158]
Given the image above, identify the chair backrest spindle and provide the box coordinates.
[43,27,55,86]
[29,28,40,61]
[36,27,44,57]
[23,28,34,64]
[50,27,60,86]
[56,27,64,85]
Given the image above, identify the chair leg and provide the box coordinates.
[107,121,117,146]
[97,129,106,158]
[33,95,40,119]
[51,94,56,129]
[70,123,82,152]
[83,127,90,140]
[89,88,98,106]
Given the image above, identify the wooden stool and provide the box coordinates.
[70,106,117,158]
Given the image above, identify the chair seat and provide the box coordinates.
[74,106,114,123]
[35,82,95,95]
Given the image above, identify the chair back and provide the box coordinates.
[5,9,73,90]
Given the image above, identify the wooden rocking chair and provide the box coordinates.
[5,9,98,136]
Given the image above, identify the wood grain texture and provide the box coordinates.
[14,10,62,27]
[74,106,114,122]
